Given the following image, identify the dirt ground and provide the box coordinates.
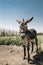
[0,45,43,65]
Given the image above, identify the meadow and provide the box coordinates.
[0,35,43,47]
[0,36,22,45]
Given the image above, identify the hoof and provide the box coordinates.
[37,52,39,55]
[36,51,39,54]
[28,58,30,63]
[31,51,33,53]
[23,57,26,60]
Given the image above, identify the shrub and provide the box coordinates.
[0,36,22,46]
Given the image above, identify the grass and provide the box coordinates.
[37,35,43,52]
[0,35,43,46]
[38,35,43,45]
[0,36,22,46]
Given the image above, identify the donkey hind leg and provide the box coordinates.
[31,42,34,53]
[23,45,26,59]
[35,37,39,54]
[27,43,30,62]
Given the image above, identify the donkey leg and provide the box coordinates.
[31,42,34,53]
[35,37,39,53]
[27,43,30,62]
[23,45,26,59]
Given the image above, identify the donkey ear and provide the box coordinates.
[16,19,21,24]
[25,17,34,24]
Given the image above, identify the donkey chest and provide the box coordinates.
[24,33,35,39]
[21,33,36,45]
[22,37,35,45]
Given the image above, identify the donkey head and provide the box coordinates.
[16,17,34,34]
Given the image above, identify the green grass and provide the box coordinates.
[0,36,22,45]
[0,35,43,46]
[37,35,43,52]
[38,35,43,45]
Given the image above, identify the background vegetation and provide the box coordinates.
[0,36,22,46]
[0,29,43,48]
[0,35,43,46]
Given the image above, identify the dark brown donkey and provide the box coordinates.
[16,17,38,62]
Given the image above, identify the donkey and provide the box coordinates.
[16,17,38,62]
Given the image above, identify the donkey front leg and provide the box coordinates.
[27,43,30,62]
[23,45,26,59]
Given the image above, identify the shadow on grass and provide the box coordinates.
[33,52,43,65]
[29,52,43,65]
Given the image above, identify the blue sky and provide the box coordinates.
[0,0,43,32]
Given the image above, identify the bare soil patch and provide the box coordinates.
[0,45,43,65]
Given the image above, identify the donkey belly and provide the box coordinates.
[28,29,37,39]
[29,33,36,39]
[21,29,37,45]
